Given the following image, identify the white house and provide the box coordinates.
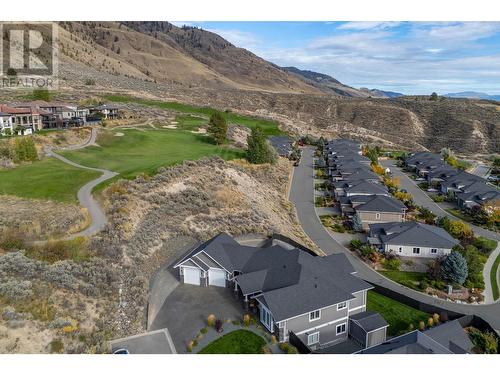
[368,221,460,258]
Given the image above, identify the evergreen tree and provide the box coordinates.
[246,126,277,164]
[441,251,468,285]
[352,213,363,232]
[430,92,439,101]
[207,111,227,145]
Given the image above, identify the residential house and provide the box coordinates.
[405,152,444,176]
[0,105,43,133]
[344,181,389,197]
[89,104,120,119]
[357,319,473,354]
[426,165,462,187]
[174,233,388,352]
[440,171,484,195]
[368,221,459,258]
[351,195,407,230]
[0,112,14,135]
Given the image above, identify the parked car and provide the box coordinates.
[69,117,84,126]
[113,348,129,354]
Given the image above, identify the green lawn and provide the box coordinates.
[367,291,429,336]
[174,114,207,131]
[103,94,284,136]
[61,128,245,180]
[491,254,500,301]
[199,329,266,354]
[0,158,100,203]
[380,270,426,290]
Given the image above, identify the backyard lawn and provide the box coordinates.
[104,94,284,136]
[199,329,266,354]
[0,158,100,203]
[379,270,426,290]
[61,128,245,180]
[367,291,429,336]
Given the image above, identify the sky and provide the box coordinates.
[171,21,500,95]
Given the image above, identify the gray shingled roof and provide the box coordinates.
[369,221,460,248]
[345,181,389,195]
[425,320,473,353]
[350,311,388,332]
[355,195,406,213]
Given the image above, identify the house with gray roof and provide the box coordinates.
[368,221,459,258]
[356,319,473,354]
[352,195,407,230]
[174,233,387,351]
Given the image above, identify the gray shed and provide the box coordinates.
[349,311,388,348]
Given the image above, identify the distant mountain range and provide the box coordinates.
[444,91,500,101]
[282,66,403,98]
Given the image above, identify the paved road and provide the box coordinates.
[46,128,118,238]
[381,159,500,302]
[290,148,500,333]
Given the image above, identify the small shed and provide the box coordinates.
[349,311,388,348]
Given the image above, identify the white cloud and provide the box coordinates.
[336,21,402,31]
[206,28,260,49]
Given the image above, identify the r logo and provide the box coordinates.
[1,22,57,76]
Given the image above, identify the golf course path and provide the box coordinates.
[46,127,118,238]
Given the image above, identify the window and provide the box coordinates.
[337,301,347,310]
[431,248,438,254]
[309,310,321,321]
[336,323,347,335]
[307,332,320,345]
[375,213,381,219]
[413,247,420,254]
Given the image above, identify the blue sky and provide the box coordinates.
[172,21,500,95]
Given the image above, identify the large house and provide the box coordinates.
[0,105,44,134]
[0,112,14,135]
[174,233,388,351]
[368,221,460,258]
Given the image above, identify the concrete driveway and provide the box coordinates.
[149,283,245,353]
[109,329,176,354]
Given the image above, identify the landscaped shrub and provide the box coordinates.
[243,314,251,326]
[384,257,401,271]
[432,313,440,325]
[349,239,364,250]
[432,194,445,203]
[49,339,64,353]
[332,224,346,233]
[418,321,425,331]
[427,317,434,327]
[214,319,223,333]
[456,245,486,289]
[13,137,38,162]
[473,237,497,254]
[279,342,298,354]
[207,314,216,327]
[360,245,374,258]
[200,327,208,334]
[467,328,498,354]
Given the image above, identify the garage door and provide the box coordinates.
[208,269,226,287]
[183,267,201,285]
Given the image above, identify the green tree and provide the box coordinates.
[441,251,468,285]
[352,213,363,232]
[430,92,439,101]
[246,126,277,164]
[207,111,227,145]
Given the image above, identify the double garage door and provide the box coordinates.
[182,267,226,287]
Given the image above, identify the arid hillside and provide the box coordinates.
[57,21,322,94]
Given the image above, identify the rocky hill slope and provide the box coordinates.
[57,22,322,94]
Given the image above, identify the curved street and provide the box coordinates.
[380,158,500,303]
[290,148,500,334]
[45,128,118,238]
